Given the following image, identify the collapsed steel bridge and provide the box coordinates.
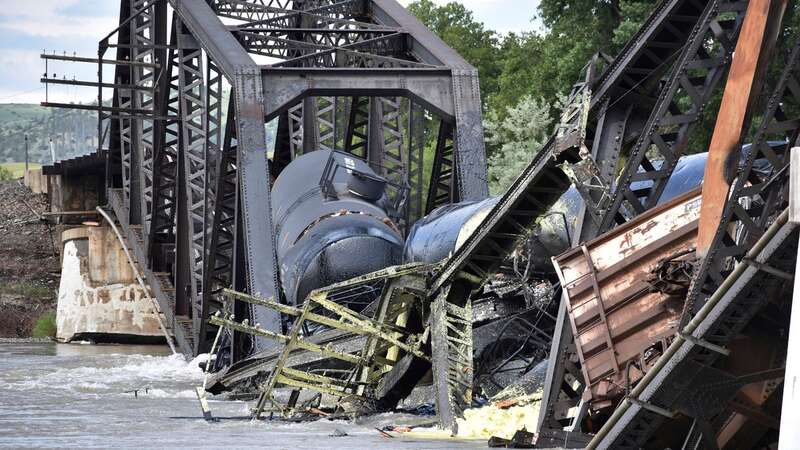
[42,0,488,357]
[41,0,800,447]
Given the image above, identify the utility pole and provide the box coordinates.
[24,134,29,172]
[49,137,56,164]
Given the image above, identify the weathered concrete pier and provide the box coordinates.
[56,226,163,344]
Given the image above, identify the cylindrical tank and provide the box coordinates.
[272,150,404,307]
[404,152,710,271]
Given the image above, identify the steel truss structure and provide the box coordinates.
[416,0,754,435]
[534,0,798,446]
[44,0,489,359]
[401,0,795,444]
[590,22,800,450]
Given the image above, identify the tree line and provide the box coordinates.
[409,0,800,194]
[408,0,656,193]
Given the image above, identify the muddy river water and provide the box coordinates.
[0,341,487,449]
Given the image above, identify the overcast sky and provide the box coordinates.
[0,0,539,104]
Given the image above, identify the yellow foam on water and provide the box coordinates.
[403,391,543,441]
[454,399,542,440]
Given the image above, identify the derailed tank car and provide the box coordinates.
[402,152,710,397]
[271,150,405,310]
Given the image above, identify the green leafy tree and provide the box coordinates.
[409,0,656,122]
[407,0,503,104]
[485,96,555,194]
[613,0,656,47]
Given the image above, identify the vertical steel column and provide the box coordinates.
[148,19,180,267]
[384,97,408,223]
[367,97,406,220]
[367,97,384,171]
[131,0,157,236]
[317,96,337,152]
[426,120,456,214]
[288,102,304,158]
[379,97,405,188]
[301,97,321,154]
[111,0,133,224]
[272,111,292,174]
[450,69,488,201]
[204,58,223,248]
[197,58,224,348]
[407,101,426,223]
[205,57,223,189]
[118,85,134,225]
[344,96,370,159]
[231,64,284,351]
[201,96,238,353]
[176,25,207,326]
[105,0,132,194]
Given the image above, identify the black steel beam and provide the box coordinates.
[260,67,456,119]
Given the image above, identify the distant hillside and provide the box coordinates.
[0,102,297,167]
[0,104,97,165]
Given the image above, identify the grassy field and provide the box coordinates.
[0,162,41,178]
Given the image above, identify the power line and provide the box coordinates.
[0,86,44,102]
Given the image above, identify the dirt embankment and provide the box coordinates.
[0,179,60,337]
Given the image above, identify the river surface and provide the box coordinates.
[0,340,486,449]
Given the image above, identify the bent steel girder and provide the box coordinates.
[589,9,800,450]
[682,36,800,339]
[596,0,748,232]
[536,0,755,434]
[534,0,749,431]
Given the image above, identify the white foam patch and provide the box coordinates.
[139,388,198,399]
[5,353,203,399]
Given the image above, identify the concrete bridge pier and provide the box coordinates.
[56,226,165,344]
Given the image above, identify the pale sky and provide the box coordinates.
[0,0,539,104]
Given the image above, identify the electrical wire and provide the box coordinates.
[0,87,44,102]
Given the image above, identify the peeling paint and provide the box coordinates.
[56,228,162,343]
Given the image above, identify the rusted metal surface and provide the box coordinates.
[697,0,788,257]
[553,188,702,411]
